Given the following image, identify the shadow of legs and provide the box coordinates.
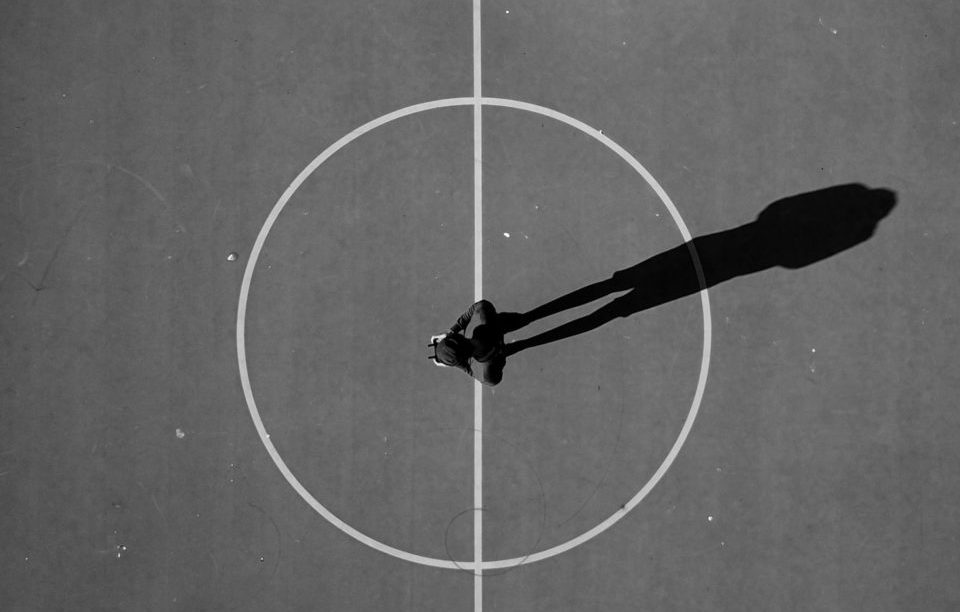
[498,277,628,337]
[505,300,623,356]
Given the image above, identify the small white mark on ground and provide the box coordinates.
[176,428,185,439]
[818,17,838,35]
[505,9,509,14]
[811,347,816,353]
[503,232,510,238]
[227,252,238,262]
[707,515,714,522]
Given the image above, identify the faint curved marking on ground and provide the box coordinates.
[56,159,186,233]
[443,428,548,576]
[554,400,627,529]
[247,501,283,580]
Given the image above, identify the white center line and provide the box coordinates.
[472,1,483,611]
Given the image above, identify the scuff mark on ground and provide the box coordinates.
[55,158,187,233]
[27,201,89,302]
[247,501,283,579]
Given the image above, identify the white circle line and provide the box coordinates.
[237,97,474,570]
[236,96,712,571]
[476,97,712,569]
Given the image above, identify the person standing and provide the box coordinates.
[429,300,507,386]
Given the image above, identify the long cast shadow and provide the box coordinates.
[501,183,896,356]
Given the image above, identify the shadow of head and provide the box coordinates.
[756,183,897,269]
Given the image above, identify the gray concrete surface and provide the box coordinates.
[2,1,959,611]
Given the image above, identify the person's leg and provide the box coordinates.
[476,357,504,386]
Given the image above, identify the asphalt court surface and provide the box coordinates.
[3,1,960,611]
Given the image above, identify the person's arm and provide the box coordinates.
[450,301,483,335]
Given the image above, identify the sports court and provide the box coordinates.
[2,1,959,610]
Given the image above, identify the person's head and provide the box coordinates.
[433,333,473,367]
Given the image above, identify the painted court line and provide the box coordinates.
[237,97,475,572]
[472,1,484,610]
[236,96,711,574]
